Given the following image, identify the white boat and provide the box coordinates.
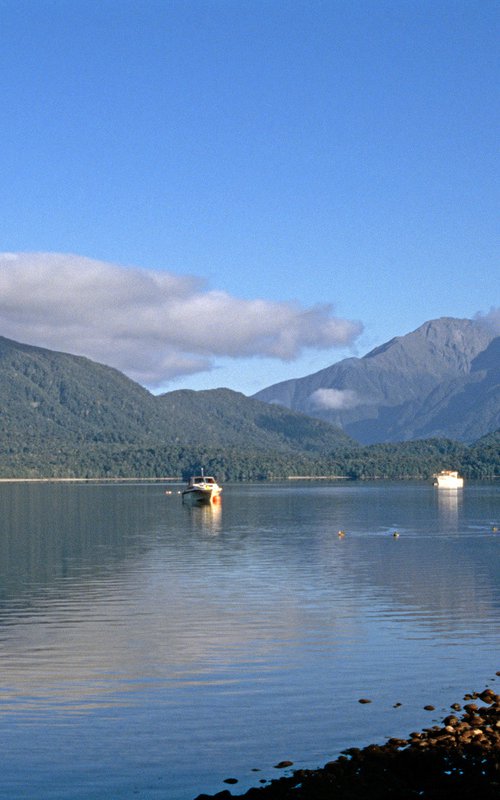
[181,472,222,503]
[433,470,464,489]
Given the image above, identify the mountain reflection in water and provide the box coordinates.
[0,480,498,800]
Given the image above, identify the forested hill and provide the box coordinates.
[155,388,353,451]
[0,334,497,480]
[0,335,155,447]
[0,334,352,476]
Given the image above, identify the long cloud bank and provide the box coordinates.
[0,253,363,387]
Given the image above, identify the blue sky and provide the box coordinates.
[0,0,498,394]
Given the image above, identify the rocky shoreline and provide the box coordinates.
[195,681,500,799]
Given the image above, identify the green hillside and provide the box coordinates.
[0,335,157,447]
[0,335,497,480]
[155,388,354,451]
[0,336,353,477]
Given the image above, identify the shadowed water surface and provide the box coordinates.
[0,481,498,798]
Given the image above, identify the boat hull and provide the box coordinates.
[181,474,222,504]
[433,471,464,489]
[182,487,219,504]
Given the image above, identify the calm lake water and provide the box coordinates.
[0,480,499,799]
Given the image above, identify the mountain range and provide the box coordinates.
[0,316,498,478]
[253,317,500,444]
[0,333,351,467]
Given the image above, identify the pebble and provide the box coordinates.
[198,683,500,799]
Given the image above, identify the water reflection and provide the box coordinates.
[0,482,498,800]
[183,496,223,535]
[436,487,462,531]
[0,482,155,604]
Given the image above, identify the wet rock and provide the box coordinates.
[223,778,239,784]
[341,747,361,756]
[358,698,372,704]
[386,737,407,748]
[423,705,435,711]
[197,683,500,799]
[274,761,293,769]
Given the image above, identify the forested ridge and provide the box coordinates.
[1,434,498,482]
[0,335,498,480]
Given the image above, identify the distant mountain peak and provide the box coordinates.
[253,317,499,444]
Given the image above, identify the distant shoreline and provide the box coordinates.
[0,476,497,483]
[0,476,182,483]
[287,475,350,480]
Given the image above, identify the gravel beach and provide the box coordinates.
[195,682,500,799]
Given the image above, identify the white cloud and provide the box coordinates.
[310,388,361,411]
[0,252,363,387]
[474,307,500,335]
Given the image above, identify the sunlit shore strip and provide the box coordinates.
[287,475,349,479]
[0,476,182,483]
[0,475,349,483]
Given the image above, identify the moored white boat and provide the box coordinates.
[181,472,222,503]
[433,470,464,489]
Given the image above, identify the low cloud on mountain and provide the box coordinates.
[0,253,362,386]
[475,307,500,334]
[310,388,361,411]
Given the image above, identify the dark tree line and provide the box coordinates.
[0,431,497,481]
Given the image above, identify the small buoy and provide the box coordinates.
[492,526,498,533]
[393,531,400,538]
[338,530,346,538]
